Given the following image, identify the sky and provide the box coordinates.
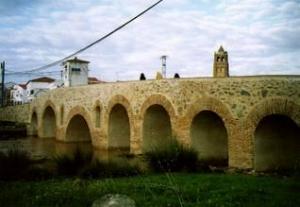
[1,0,300,83]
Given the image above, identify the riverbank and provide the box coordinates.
[0,173,299,207]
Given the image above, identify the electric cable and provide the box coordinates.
[7,0,164,74]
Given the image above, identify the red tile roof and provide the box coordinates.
[88,77,105,84]
[28,77,55,84]
[18,84,27,89]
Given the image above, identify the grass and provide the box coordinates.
[80,159,142,179]
[53,148,142,179]
[53,148,92,177]
[144,139,199,172]
[0,148,32,180]
[0,173,299,207]
[1,145,299,206]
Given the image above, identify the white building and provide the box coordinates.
[26,77,56,102]
[10,77,60,104]
[49,79,63,90]
[62,57,89,87]
[10,84,27,105]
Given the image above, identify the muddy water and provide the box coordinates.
[0,136,94,160]
[0,136,134,162]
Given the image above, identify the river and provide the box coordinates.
[0,135,137,164]
[0,136,95,159]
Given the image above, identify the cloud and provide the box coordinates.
[0,0,41,16]
[1,0,299,83]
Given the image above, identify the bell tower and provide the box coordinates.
[213,46,229,78]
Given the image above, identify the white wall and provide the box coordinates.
[26,81,57,102]
[63,62,88,87]
[11,85,27,104]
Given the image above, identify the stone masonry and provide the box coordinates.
[0,75,300,170]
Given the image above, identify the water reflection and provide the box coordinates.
[0,136,92,160]
[0,136,135,161]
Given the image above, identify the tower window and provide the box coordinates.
[71,68,81,72]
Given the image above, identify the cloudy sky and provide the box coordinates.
[1,0,300,83]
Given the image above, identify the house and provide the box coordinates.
[9,77,61,104]
[26,77,55,102]
[10,84,27,105]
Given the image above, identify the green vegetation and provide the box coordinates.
[0,147,141,180]
[145,139,199,172]
[53,148,141,178]
[81,159,141,179]
[1,145,299,207]
[0,148,32,180]
[0,173,299,207]
[54,148,92,177]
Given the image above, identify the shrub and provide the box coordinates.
[80,158,142,179]
[24,166,54,180]
[199,158,228,167]
[144,139,199,172]
[54,148,143,178]
[0,148,32,180]
[53,148,92,177]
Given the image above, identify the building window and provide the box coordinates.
[71,68,81,72]
[30,90,34,95]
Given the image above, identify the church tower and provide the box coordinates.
[213,46,229,78]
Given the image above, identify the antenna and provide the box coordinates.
[160,55,167,78]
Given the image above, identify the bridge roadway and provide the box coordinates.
[1,76,300,171]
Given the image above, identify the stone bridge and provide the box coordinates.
[1,76,300,171]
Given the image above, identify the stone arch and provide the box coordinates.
[140,94,176,151]
[245,98,300,171]
[186,97,233,165]
[186,97,234,140]
[107,95,133,152]
[108,104,130,151]
[140,94,176,121]
[107,95,133,115]
[94,100,102,128]
[60,105,64,126]
[143,104,172,151]
[190,110,228,165]
[41,100,57,138]
[64,106,93,142]
[29,110,38,136]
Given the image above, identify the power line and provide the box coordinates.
[8,0,164,74]
[6,70,61,76]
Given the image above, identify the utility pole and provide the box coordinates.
[0,61,5,107]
